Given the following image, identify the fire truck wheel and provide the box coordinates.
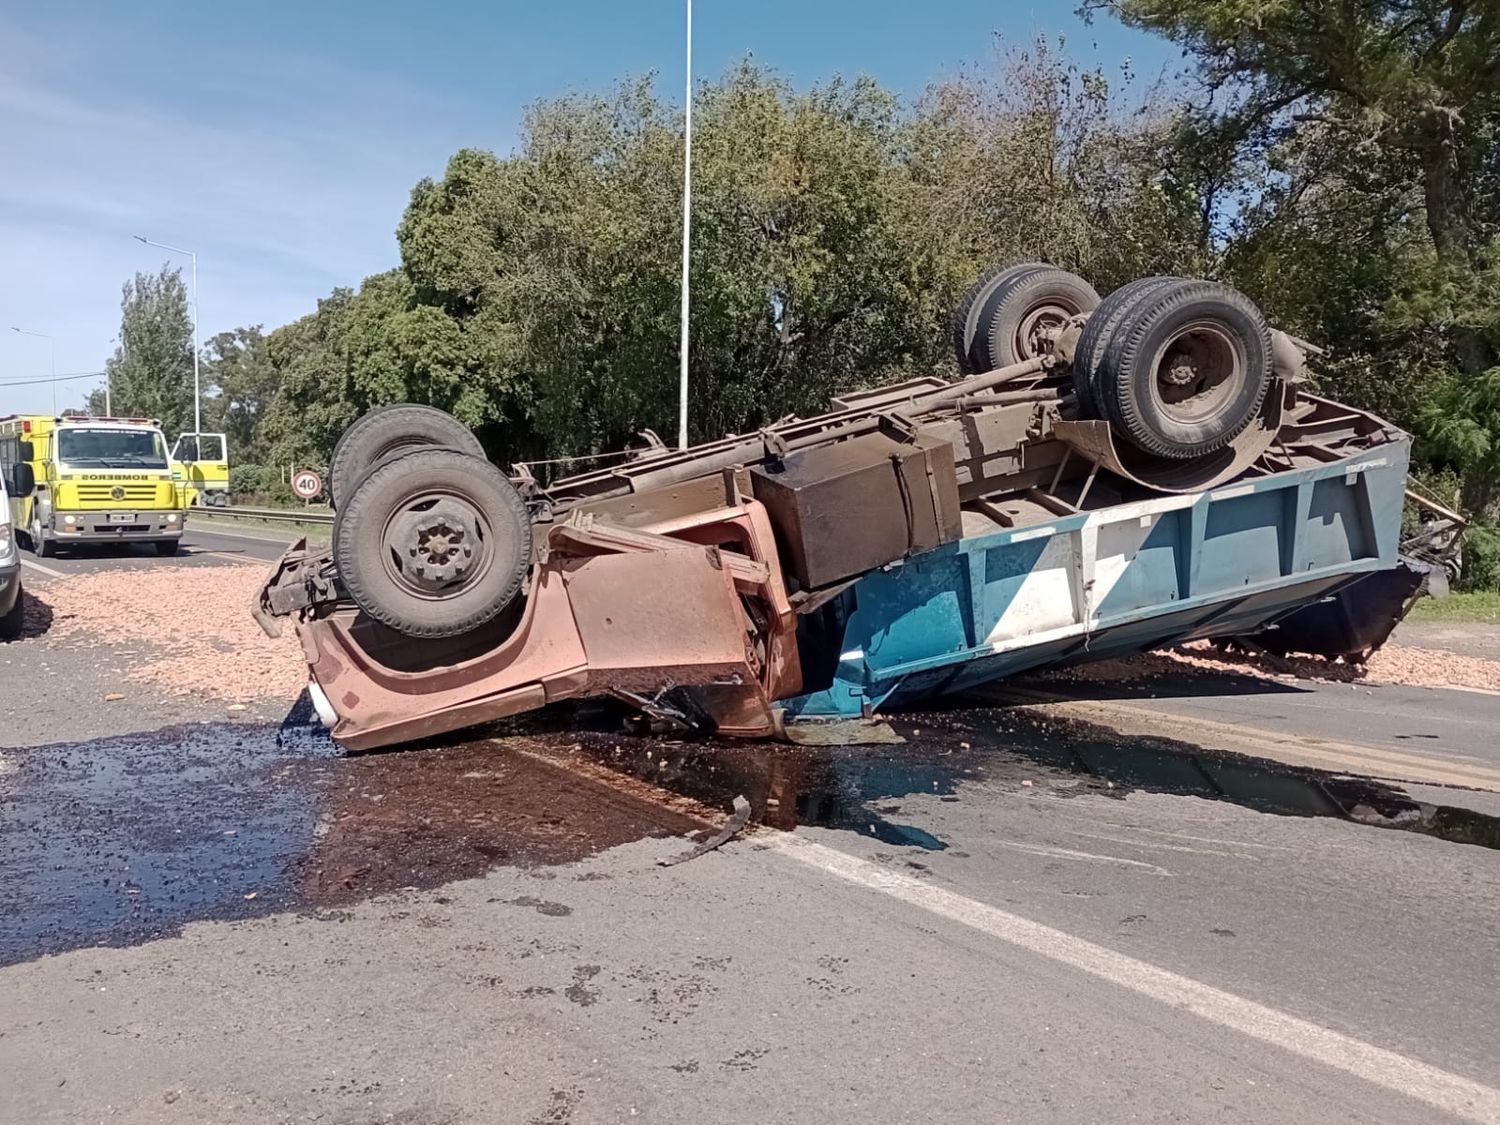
[334,448,532,640]
[950,262,1048,374]
[30,517,54,558]
[1097,280,1272,460]
[155,541,180,557]
[970,266,1100,373]
[328,404,486,510]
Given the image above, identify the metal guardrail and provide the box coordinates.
[194,503,334,526]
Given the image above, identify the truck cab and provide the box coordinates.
[0,415,186,557]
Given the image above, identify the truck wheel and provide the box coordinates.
[969,267,1100,374]
[1095,280,1272,460]
[950,262,1048,374]
[334,448,532,640]
[328,404,487,510]
[155,541,180,557]
[29,517,54,559]
[0,589,23,641]
[1070,276,1177,420]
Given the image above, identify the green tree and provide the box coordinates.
[1094,0,1500,511]
[202,326,279,463]
[395,66,939,459]
[93,266,194,438]
[261,286,361,470]
[1422,367,1500,513]
[894,39,1210,332]
[1093,0,1500,278]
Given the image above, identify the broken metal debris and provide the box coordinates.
[658,795,754,867]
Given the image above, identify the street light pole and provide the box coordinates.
[677,0,693,450]
[133,235,201,436]
[10,327,56,414]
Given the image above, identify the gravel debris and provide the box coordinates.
[38,564,305,703]
[22,563,1500,713]
[1048,639,1500,694]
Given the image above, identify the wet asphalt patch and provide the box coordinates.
[3,703,1498,967]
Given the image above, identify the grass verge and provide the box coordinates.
[1408,590,1500,624]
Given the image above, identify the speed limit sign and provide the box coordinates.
[292,469,323,500]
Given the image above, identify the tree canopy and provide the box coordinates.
[95,30,1500,580]
[260,51,1199,473]
[93,266,194,435]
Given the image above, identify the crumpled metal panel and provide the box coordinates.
[295,501,797,750]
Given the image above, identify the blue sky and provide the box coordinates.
[0,0,1178,415]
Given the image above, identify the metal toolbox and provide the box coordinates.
[750,429,961,590]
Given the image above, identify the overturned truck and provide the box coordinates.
[255,267,1462,750]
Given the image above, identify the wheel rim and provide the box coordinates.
[379,491,496,601]
[1147,320,1247,427]
[1014,301,1078,360]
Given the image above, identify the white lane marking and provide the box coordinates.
[987,838,1174,875]
[192,550,263,565]
[185,525,303,545]
[768,834,1500,1123]
[19,558,65,579]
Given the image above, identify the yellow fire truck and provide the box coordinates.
[0,415,186,557]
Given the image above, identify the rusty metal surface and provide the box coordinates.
[537,357,1047,510]
[750,430,962,589]
[295,501,797,749]
[1052,384,1287,495]
[252,538,339,638]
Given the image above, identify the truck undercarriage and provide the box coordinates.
[254,267,1463,751]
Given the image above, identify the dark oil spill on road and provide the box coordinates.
[4,701,1498,967]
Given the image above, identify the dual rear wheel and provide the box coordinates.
[953,266,1274,460]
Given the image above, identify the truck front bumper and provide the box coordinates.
[49,511,186,543]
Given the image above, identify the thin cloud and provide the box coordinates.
[0,14,494,413]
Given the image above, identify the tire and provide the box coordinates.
[969,267,1100,373]
[949,262,1048,374]
[0,587,22,641]
[334,447,532,640]
[332,443,479,551]
[30,517,54,559]
[1093,280,1272,460]
[1070,276,1178,420]
[155,541,180,557]
[328,404,487,510]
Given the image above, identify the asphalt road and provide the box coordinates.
[16,522,300,579]
[992,672,1500,794]
[2,681,1499,1122]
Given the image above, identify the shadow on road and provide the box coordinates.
[3,589,54,642]
[1013,650,1315,703]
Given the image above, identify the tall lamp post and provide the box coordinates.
[677,0,693,450]
[133,235,201,436]
[10,327,56,414]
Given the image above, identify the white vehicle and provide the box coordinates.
[0,471,22,640]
